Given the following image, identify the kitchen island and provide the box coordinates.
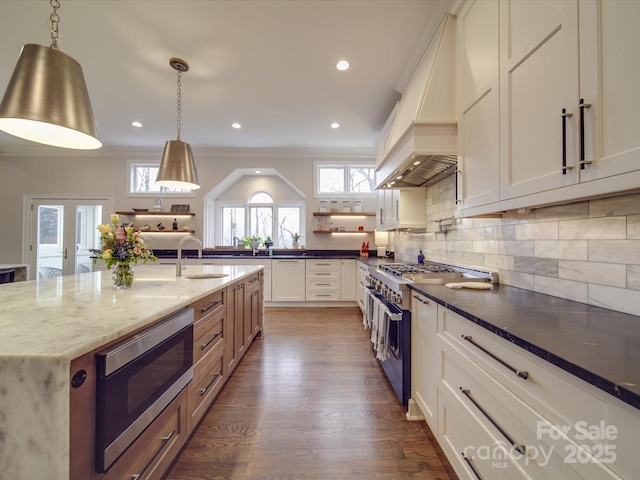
[0,264,262,480]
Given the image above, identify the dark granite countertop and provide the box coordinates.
[409,283,640,411]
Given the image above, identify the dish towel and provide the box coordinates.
[370,298,380,346]
[376,308,390,361]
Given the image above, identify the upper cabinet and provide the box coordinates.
[376,188,426,231]
[456,0,500,209]
[457,0,640,217]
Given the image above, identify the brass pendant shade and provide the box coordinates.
[0,44,101,149]
[157,140,200,190]
[156,57,200,190]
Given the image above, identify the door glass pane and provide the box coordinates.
[276,207,300,248]
[37,205,64,278]
[221,207,245,246]
[249,207,273,241]
[75,205,103,274]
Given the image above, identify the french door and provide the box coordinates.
[25,195,113,279]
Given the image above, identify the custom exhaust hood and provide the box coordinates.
[376,14,457,189]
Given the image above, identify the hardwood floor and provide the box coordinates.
[165,307,457,480]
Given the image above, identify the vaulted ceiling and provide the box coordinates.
[0,0,442,155]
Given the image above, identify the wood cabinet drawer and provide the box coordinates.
[188,339,225,432]
[245,272,261,291]
[193,309,224,365]
[191,290,225,323]
[102,389,187,480]
[439,307,610,449]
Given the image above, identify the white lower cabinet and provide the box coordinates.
[272,259,306,302]
[410,291,439,431]
[306,259,340,301]
[409,294,635,479]
[339,259,356,301]
[219,258,272,301]
[356,261,368,312]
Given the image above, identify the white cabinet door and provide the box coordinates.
[499,0,579,199]
[456,0,500,210]
[578,0,640,183]
[377,188,425,231]
[272,259,305,302]
[339,260,356,301]
[411,292,439,431]
[356,261,368,312]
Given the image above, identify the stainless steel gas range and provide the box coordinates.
[363,261,497,407]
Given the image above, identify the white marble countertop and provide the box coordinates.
[0,264,261,480]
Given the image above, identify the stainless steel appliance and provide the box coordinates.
[95,308,194,472]
[365,261,497,406]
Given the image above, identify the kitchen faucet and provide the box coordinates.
[176,236,203,276]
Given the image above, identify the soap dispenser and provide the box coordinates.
[417,250,425,264]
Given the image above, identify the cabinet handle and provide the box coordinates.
[561,108,574,175]
[315,272,331,276]
[461,451,484,480]
[278,260,300,263]
[249,277,259,283]
[317,283,332,286]
[316,294,332,297]
[412,294,430,305]
[579,98,592,169]
[130,429,176,479]
[460,388,526,455]
[455,168,462,204]
[200,370,222,396]
[200,331,222,350]
[462,335,529,380]
[201,299,222,313]
[315,263,331,266]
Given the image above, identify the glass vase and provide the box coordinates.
[112,263,134,289]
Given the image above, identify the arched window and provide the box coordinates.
[220,191,302,248]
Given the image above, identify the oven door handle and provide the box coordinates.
[387,311,402,322]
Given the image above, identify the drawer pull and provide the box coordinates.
[249,277,259,283]
[460,388,526,455]
[579,98,592,169]
[130,429,176,479]
[201,299,223,314]
[561,108,574,175]
[412,294,430,305]
[462,335,529,380]
[200,331,222,350]
[461,451,484,480]
[200,370,222,396]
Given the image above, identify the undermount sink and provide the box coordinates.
[184,273,229,280]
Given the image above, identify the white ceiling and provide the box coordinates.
[0,0,442,156]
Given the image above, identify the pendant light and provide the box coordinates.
[156,58,200,190]
[0,0,101,149]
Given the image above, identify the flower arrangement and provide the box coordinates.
[92,213,157,269]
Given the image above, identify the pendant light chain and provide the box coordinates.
[49,0,61,50]
[176,70,182,141]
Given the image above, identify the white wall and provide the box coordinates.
[0,147,375,263]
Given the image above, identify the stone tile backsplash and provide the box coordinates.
[392,189,640,317]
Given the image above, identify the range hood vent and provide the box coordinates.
[384,153,458,188]
[376,13,457,190]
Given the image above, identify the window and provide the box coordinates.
[128,162,195,196]
[219,192,302,248]
[315,162,375,197]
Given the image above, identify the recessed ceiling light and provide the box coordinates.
[131,121,142,128]
[231,123,242,129]
[336,60,350,71]
[330,122,340,129]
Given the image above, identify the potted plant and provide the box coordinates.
[244,235,262,250]
[264,236,273,248]
[292,233,300,249]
